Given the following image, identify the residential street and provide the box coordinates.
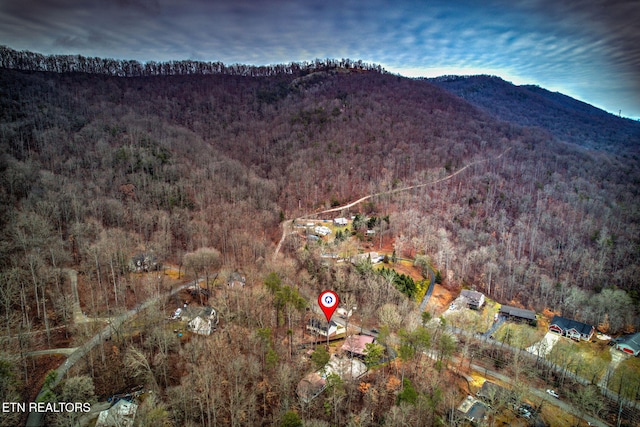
[25,275,198,427]
[467,359,608,427]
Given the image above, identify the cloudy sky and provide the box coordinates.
[1,0,639,118]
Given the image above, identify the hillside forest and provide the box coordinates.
[0,47,639,426]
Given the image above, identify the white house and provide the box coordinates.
[188,316,213,336]
[350,252,383,265]
[306,319,346,337]
[333,217,348,226]
[184,306,218,336]
[314,225,332,236]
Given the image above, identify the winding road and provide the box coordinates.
[25,277,199,427]
[273,147,512,261]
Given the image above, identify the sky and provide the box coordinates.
[1,0,639,119]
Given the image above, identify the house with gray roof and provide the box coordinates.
[615,332,640,356]
[460,290,485,310]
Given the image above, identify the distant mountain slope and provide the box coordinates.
[429,75,640,153]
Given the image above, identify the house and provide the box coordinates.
[227,271,246,288]
[499,305,537,325]
[314,225,332,236]
[129,253,161,273]
[297,372,326,403]
[549,315,595,341]
[297,354,367,402]
[188,316,213,336]
[183,306,218,336]
[336,307,351,318]
[341,335,375,359]
[333,217,348,226]
[306,319,346,338]
[457,395,487,424]
[615,332,640,356]
[96,399,138,427]
[476,381,515,405]
[460,290,485,310]
[350,252,383,265]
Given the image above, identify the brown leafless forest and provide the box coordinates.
[0,50,638,426]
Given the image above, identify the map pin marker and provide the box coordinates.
[318,290,339,322]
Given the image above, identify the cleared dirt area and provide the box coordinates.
[424,284,457,314]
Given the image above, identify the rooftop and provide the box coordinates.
[461,290,484,305]
[341,335,375,356]
[550,315,594,335]
[500,305,536,321]
[457,395,487,422]
[616,332,640,350]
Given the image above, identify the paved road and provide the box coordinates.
[418,266,436,312]
[482,315,505,338]
[448,327,639,421]
[466,359,608,427]
[26,347,78,357]
[25,278,198,427]
[309,291,616,426]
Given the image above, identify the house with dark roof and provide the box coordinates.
[615,332,640,356]
[457,395,487,424]
[460,290,485,310]
[476,381,515,405]
[499,305,537,325]
[549,315,595,341]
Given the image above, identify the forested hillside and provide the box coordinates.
[1,51,639,425]
[430,75,640,153]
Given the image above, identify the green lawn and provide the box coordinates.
[446,301,499,334]
[608,356,640,400]
[493,321,545,349]
[546,339,611,383]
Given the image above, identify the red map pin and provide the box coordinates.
[318,290,339,322]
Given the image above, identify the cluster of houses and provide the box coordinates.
[297,334,375,403]
[455,288,640,358]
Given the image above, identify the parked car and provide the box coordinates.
[517,403,533,419]
[546,389,559,398]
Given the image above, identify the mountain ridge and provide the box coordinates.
[429,74,640,153]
